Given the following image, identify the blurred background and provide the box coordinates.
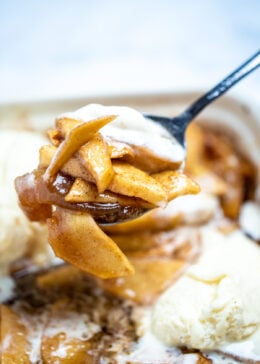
[1,0,259,104]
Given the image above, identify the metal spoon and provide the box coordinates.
[97,50,260,223]
[86,50,260,224]
[145,50,260,147]
[15,52,260,227]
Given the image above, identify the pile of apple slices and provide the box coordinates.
[15,114,199,278]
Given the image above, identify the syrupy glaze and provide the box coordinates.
[15,169,150,224]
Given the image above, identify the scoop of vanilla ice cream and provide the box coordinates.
[0,130,53,274]
[152,227,260,350]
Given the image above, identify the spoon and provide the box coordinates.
[96,50,259,223]
[145,50,260,147]
[15,52,260,226]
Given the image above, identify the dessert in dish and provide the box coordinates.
[0,102,259,363]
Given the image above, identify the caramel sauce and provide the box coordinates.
[15,169,149,224]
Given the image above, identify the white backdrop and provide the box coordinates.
[1,0,259,104]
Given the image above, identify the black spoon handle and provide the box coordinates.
[145,50,260,147]
[185,50,260,119]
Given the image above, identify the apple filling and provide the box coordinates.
[15,110,199,279]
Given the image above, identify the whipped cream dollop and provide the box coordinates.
[152,227,260,352]
[61,104,186,166]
